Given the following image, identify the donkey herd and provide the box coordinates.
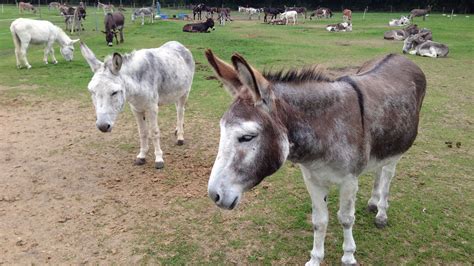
[8,2,454,265]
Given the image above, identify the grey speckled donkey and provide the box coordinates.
[403,32,449,58]
[80,41,194,169]
[205,50,426,265]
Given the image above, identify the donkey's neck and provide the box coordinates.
[273,81,356,163]
[55,27,72,46]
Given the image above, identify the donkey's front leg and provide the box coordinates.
[338,177,358,265]
[148,105,164,169]
[132,109,149,166]
[301,166,329,266]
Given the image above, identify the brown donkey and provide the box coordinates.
[409,5,432,21]
[205,51,426,265]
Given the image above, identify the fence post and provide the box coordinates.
[95,3,98,32]
[38,0,41,18]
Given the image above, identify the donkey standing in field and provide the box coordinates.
[131,7,155,25]
[409,5,431,21]
[205,50,426,265]
[10,18,79,69]
[80,41,194,169]
[97,1,114,15]
[103,12,124,46]
[342,9,352,22]
[18,2,36,13]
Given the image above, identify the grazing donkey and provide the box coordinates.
[103,12,125,46]
[80,41,194,169]
[409,5,431,21]
[403,33,449,58]
[384,24,419,41]
[10,18,79,69]
[263,7,284,22]
[205,50,426,265]
[18,2,36,13]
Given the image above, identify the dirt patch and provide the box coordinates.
[0,93,220,264]
[0,84,40,91]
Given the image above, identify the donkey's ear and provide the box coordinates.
[231,53,272,109]
[110,53,122,75]
[204,49,242,96]
[80,42,103,72]
[70,39,80,44]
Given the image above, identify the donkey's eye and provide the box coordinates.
[111,91,118,96]
[238,135,256,143]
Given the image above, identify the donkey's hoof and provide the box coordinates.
[367,204,378,213]
[375,218,388,229]
[26,65,32,69]
[44,61,48,65]
[176,139,184,146]
[53,60,58,64]
[155,161,165,169]
[134,158,146,165]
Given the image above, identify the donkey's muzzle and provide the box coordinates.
[208,188,240,210]
[97,123,112,133]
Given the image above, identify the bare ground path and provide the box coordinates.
[0,91,218,264]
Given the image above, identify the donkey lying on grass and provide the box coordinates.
[205,50,426,265]
[403,32,448,58]
[81,41,194,169]
[384,24,419,41]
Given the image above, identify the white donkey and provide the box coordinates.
[10,18,79,69]
[80,41,194,169]
[131,7,155,25]
[280,10,298,25]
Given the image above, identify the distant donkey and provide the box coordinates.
[403,32,449,58]
[409,5,431,21]
[18,1,36,13]
[80,41,195,169]
[103,12,124,46]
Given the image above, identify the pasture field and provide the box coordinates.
[0,5,473,264]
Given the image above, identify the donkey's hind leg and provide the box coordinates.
[369,156,401,228]
[175,93,187,146]
[20,41,32,69]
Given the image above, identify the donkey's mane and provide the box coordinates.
[263,65,333,84]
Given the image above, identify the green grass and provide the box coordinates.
[0,5,473,264]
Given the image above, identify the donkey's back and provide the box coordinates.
[140,41,195,104]
[349,54,426,161]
